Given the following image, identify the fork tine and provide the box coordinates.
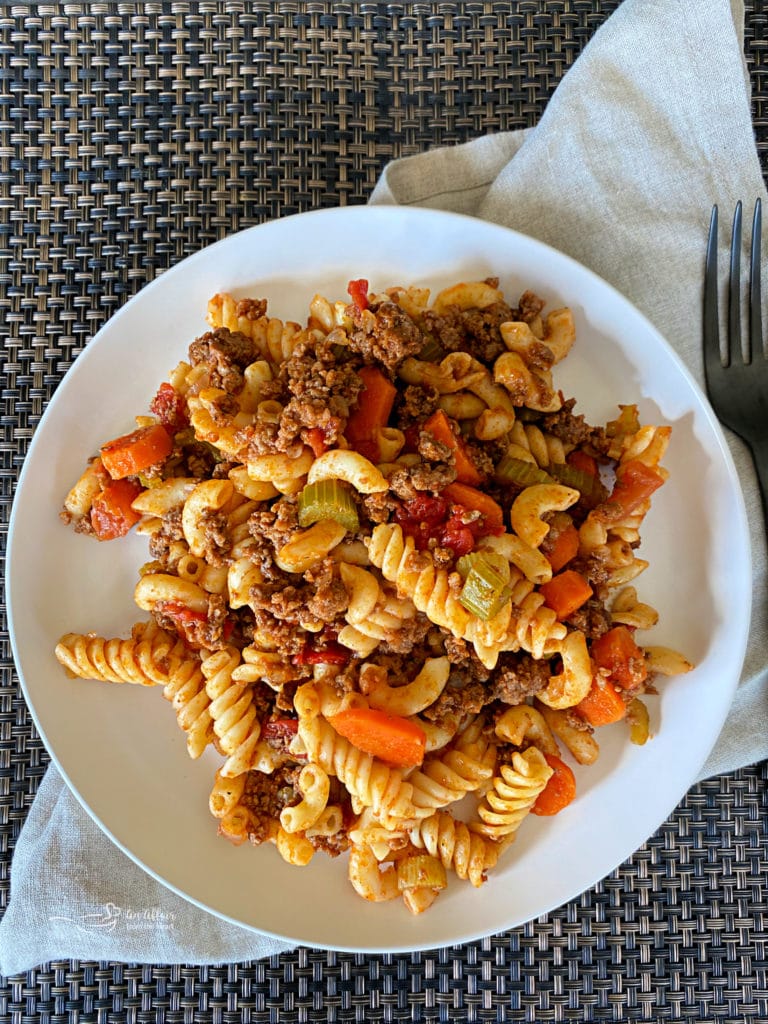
[704,204,720,380]
[749,197,763,361]
[728,200,742,367]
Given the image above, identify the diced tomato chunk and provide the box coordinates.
[347,278,369,311]
[294,640,351,666]
[150,382,188,431]
[304,427,329,458]
[90,478,143,540]
[394,494,449,550]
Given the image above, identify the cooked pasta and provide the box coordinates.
[55,275,693,915]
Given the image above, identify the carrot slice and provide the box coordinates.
[100,423,173,480]
[566,449,598,477]
[90,478,143,540]
[539,569,593,620]
[590,625,648,690]
[576,679,627,726]
[442,481,504,533]
[328,707,427,769]
[531,754,576,816]
[542,521,580,572]
[423,409,483,486]
[607,460,665,516]
[345,366,397,461]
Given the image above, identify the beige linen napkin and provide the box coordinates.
[1,0,765,976]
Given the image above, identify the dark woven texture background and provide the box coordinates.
[1,2,767,1021]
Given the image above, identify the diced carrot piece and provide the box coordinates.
[567,449,598,477]
[100,423,173,480]
[576,679,627,726]
[442,482,504,533]
[90,478,143,540]
[328,707,427,769]
[423,409,483,485]
[591,625,648,690]
[607,460,665,516]
[542,521,580,572]
[345,366,397,462]
[531,754,576,816]
[539,569,593,620]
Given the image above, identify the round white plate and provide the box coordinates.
[6,205,751,952]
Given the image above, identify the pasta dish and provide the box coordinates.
[54,277,692,914]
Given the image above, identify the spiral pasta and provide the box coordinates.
[162,652,215,759]
[202,647,264,778]
[54,621,180,687]
[471,747,553,840]
[408,811,500,888]
[298,714,429,827]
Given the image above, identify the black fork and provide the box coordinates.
[703,199,768,526]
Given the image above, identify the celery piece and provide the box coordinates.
[549,462,608,508]
[396,854,448,892]
[494,455,555,488]
[456,550,510,583]
[606,403,640,438]
[297,479,359,533]
[417,334,445,363]
[459,552,512,621]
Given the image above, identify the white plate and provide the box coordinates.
[6,206,751,952]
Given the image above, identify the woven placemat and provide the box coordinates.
[1,2,767,1021]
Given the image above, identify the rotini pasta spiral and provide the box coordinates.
[298,715,430,827]
[162,652,215,759]
[408,811,499,887]
[471,747,553,840]
[54,621,181,687]
[202,647,264,777]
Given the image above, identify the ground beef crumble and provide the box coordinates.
[347,300,424,371]
[237,766,301,845]
[188,327,258,393]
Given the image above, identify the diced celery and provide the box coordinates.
[297,479,359,533]
[549,462,608,508]
[417,334,445,363]
[396,854,448,892]
[458,552,512,620]
[494,455,554,487]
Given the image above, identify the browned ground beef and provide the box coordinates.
[347,301,424,371]
[489,653,550,704]
[239,766,301,844]
[398,384,440,422]
[188,327,259,393]
[542,398,610,452]
[515,289,546,323]
[564,598,612,639]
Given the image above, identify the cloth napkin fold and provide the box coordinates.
[2,0,766,977]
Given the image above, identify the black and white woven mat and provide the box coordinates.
[1,3,767,1021]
